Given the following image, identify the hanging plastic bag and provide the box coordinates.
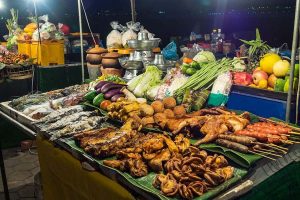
[122,21,140,47]
[207,72,232,107]
[106,21,122,48]
[139,26,155,39]
[162,41,179,61]
[39,15,57,32]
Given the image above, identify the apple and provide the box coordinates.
[253,67,261,72]
[268,74,277,88]
[252,70,268,85]
[273,60,290,77]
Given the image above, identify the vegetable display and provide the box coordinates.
[175,58,235,97]
[127,65,162,97]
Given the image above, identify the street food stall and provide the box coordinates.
[0,0,300,200]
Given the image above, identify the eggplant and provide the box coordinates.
[99,82,114,93]
[104,88,122,99]
[94,81,109,90]
[101,83,124,93]
[111,94,125,102]
[96,87,102,94]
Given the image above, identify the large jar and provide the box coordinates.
[86,45,107,65]
[101,52,121,68]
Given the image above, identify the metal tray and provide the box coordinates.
[0,101,36,130]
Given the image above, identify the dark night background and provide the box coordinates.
[0,0,296,47]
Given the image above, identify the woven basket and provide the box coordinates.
[6,64,33,80]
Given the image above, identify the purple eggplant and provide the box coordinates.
[99,82,113,93]
[104,88,122,99]
[111,94,125,102]
[101,83,124,93]
[96,87,102,94]
[94,81,109,90]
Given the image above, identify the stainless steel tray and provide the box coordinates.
[0,101,36,130]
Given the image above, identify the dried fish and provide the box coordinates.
[50,116,106,140]
[34,105,84,125]
[40,111,97,132]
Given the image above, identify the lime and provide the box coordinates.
[191,61,200,69]
[186,68,197,75]
[181,64,190,73]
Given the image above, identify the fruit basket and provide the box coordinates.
[6,64,33,80]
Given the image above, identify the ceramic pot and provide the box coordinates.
[101,52,121,68]
[86,45,107,65]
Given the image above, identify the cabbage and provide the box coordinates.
[131,65,162,97]
[146,85,161,101]
[193,51,216,64]
[127,74,144,91]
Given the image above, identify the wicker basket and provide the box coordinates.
[6,64,33,80]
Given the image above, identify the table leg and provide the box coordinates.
[0,141,10,200]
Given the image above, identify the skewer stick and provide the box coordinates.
[248,150,276,161]
[289,131,300,135]
[253,149,282,157]
[281,140,292,144]
[288,136,300,140]
[281,134,291,137]
[268,143,288,150]
[255,142,287,153]
[256,148,278,154]
[286,140,300,144]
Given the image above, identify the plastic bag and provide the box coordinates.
[139,26,154,39]
[122,21,140,47]
[208,72,232,106]
[106,21,122,48]
[162,41,179,60]
[39,15,57,32]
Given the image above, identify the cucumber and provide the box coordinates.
[84,91,97,102]
[93,93,105,106]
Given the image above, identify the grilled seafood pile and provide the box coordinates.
[153,146,234,199]
[9,84,89,120]
[34,108,107,140]
[74,119,142,158]
[103,134,190,177]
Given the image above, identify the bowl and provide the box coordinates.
[127,38,161,50]
[119,57,144,70]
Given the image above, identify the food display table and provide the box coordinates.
[37,135,134,200]
[1,101,300,200]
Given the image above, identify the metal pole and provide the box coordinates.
[297,47,300,124]
[0,141,10,200]
[130,0,136,22]
[286,0,300,122]
[77,0,85,83]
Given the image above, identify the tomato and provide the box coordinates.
[183,57,193,64]
[100,100,111,110]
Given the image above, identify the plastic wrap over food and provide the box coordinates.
[211,72,232,95]
[106,21,122,48]
[122,21,140,47]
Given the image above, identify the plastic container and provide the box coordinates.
[87,63,101,80]
[31,40,65,66]
[17,40,32,57]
